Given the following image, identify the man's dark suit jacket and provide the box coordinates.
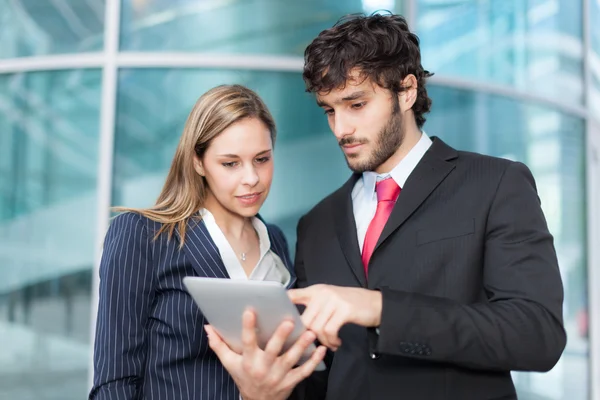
[291,137,566,400]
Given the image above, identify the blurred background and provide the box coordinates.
[0,0,598,399]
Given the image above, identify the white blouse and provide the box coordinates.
[200,209,291,287]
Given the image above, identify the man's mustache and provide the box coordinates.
[338,137,368,146]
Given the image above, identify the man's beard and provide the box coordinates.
[339,103,404,173]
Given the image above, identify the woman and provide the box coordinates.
[89,85,322,399]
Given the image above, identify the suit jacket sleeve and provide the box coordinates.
[89,213,156,399]
[289,216,333,400]
[373,161,567,372]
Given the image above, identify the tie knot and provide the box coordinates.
[376,178,400,202]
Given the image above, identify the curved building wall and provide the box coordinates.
[0,1,597,399]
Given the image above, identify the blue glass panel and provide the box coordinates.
[590,0,600,117]
[0,69,101,399]
[0,0,105,58]
[113,68,345,246]
[119,0,405,54]
[417,0,584,105]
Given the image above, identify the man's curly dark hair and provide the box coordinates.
[303,12,433,128]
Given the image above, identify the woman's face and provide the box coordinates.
[195,117,274,218]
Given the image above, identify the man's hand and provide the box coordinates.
[205,309,327,400]
[288,284,382,351]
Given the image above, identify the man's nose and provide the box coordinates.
[333,114,354,139]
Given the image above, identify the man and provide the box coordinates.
[206,12,566,400]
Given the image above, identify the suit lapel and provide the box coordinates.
[333,173,367,287]
[180,217,230,279]
[375,137,458,251]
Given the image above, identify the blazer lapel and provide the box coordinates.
[375,137,458,251]
[333,173,367,287]
[180,217,230,279]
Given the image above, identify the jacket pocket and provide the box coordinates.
[416,218,475,245]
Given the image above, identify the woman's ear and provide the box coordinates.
[193,156,205,177]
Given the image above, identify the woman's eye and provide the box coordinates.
[256,157,271,164]
[222,162,237,167]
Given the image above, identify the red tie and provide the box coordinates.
[361,178,401,275]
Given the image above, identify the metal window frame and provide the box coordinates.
[87,0,121,390]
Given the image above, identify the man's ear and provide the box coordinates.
[193,156,205,176]
[398,74,418,112]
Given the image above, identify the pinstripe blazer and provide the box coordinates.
[89,211,295,400]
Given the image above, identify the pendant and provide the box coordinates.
[241,252,246,261]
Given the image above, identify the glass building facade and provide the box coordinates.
[0,1,598,399]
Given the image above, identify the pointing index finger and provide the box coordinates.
[287,287,313,305]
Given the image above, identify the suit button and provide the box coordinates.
[370,352,380,360]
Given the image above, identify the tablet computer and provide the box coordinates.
[182,276,326,371]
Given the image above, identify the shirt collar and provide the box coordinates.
[362,131,433,198]
[200,208,271,260]
[250,215,272,259]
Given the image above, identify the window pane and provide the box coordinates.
[417,0,584,105]
[591,0,600,116]
[426,85,588,400]
[0,0,105,58]
[0,69,101,400]
[119,0,405,54]
[113,68,349,245]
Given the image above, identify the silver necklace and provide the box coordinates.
[239,243,252,262]
[238,225,257,262]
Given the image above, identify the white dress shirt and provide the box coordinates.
[200,209,291,400]
[200,209,291,286]
[352,132,433,252]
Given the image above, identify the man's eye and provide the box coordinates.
[352,102,366,109]
[324,109,334,115]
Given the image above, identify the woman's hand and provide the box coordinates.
[205,309,326,400]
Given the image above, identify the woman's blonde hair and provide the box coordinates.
[115,84,276,247]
